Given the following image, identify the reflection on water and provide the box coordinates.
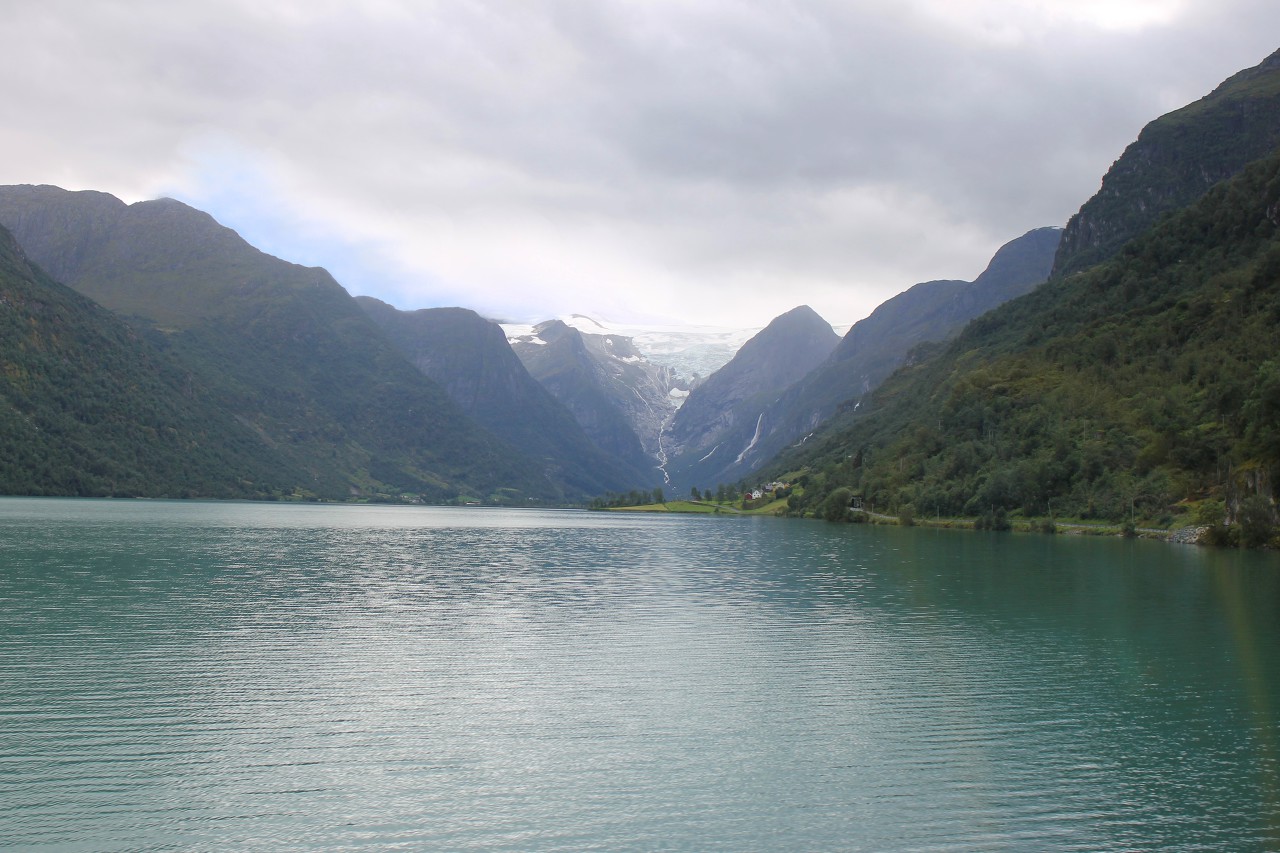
[1,498,1277,850]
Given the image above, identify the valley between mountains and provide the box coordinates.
[1,48,1279,545]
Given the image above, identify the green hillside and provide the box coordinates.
[776,151,1280,541]
[0,225,299,497]
[0,187,562,504]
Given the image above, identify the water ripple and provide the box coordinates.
[1,500,1278,850]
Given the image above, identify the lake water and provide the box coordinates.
[1,498,1277,851]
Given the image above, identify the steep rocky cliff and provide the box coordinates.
[508,320,675,483]
[1054,48,1280,277]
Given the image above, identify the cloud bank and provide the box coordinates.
[2,0,1278,325]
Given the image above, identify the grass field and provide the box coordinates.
[608,499,790,516]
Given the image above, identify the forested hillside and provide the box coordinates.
[0,225,297,497]
[0,186,566,503]
[778,152,1280,541]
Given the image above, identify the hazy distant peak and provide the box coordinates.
[762,303,834,332]
[971,227,1064,290]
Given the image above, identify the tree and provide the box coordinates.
[653,487,665,504]
[690,486,701,501]
[821,487,853,522]
[1195,499,1231,546]
[976,506,1011,531]
[1238,495,1276,548]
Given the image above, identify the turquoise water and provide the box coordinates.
[0,498,1277,850]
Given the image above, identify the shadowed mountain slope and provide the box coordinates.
[691,227,1061,488]
[357,298,652,494]
[0,185,562,503]
[508,320,676,484]
[661,305,839,492]
[1053,47,1280,277]
[0,223,301,497]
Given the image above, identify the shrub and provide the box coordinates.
[1238,495,1276,548]
[976,506,1011,531]
[821,487,854,522]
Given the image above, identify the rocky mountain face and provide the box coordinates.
[684,227,1061,489]
[357,298,653,494]
[1053,47,1280,277]
[507,320,684,483]
[660,305,839,492]
[0,223,300,497]
[0,185,567,503]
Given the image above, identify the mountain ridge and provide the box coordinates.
[1053,47,1280,277]
[661,304,840,491]
[766,51,1280,538]
[0,185,569,503]
[357,298,654,494]
[682,226,1061,489]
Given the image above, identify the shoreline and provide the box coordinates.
[603,500,1221,545]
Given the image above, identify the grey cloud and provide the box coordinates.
[1,1,1278,326]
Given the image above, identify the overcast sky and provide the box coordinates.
[2,1,1278,327]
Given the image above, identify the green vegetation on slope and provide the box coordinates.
[160,282,547,502]
[0,226,298,498]
[776,151,1280,541]
[697,227,1061,490]
[0,186,563,503]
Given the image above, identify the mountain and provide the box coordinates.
[510,315,759,387]
[0,185,564,503]
[356,298,652,493]
[660,305,839,492]
[506,320,681,482]
[687,227,1061,488]
[0,223,297,497]
[771,58,1280,538]
[1053,47,1280,277]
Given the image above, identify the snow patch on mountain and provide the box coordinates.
[502,314,759,386]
